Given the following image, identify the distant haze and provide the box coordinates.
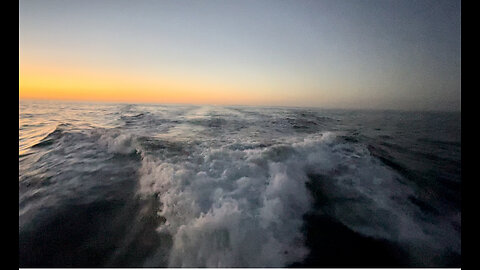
[19,0,461,111]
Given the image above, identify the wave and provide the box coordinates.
[132,131,459,266]
[19,103,461,267]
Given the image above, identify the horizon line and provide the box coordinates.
[18,97,461,114]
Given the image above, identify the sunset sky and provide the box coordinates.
[19,0,461,111]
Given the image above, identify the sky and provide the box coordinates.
[19,0,461,111]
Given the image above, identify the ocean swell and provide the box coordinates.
[19,102,461,267]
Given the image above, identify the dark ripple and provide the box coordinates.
[292,174,409,267]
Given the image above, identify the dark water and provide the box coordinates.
[19,100,461,267]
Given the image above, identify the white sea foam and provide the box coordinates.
[134,133,338,266]
[136,135,329,267]
[135,129,459,266]
[98,131,138,154]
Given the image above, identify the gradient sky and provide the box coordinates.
[19,0,461,111]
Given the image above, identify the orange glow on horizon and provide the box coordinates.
[19,61,289,105]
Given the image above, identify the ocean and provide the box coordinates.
[19,100,461,267]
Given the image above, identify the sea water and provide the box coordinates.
[19,100,461,267]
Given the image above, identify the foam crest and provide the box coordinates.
[137,130,459,266]
[97,130,139,154]
[136,135,333,266]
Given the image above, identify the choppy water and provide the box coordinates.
[19,100,461,267]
